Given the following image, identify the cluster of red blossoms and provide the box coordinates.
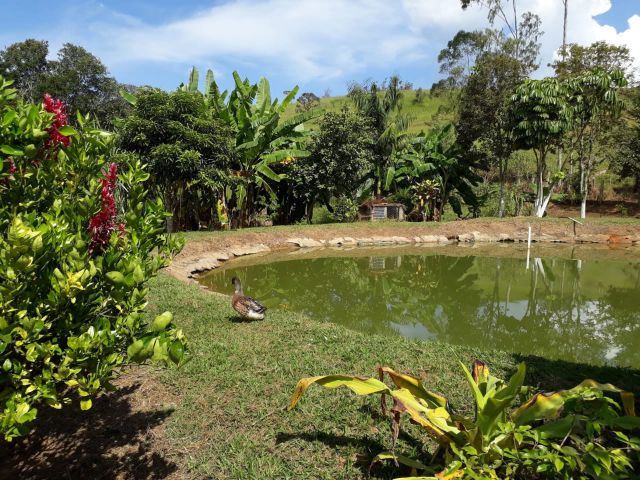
[43,94,70,149]
[1,159,17,186]
[88,163,126,255]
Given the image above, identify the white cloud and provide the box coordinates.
[403,0,640,77]
[10,0,640,87]
[97,0,430,82]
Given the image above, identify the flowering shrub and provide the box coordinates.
[43,93,70,149]
[88,162,125,254]
[0,76,187,441]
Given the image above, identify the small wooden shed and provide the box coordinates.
[358,199,405,222]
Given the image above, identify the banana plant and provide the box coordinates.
[202,70,321,226]
[178,66,201,93]
[386,125,481,220]
[289,361,638,479]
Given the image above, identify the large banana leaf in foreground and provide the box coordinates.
[289,361,637,479]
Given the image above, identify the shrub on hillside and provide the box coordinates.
[0,76,187,441]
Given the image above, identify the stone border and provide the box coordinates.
[166,229,640,283]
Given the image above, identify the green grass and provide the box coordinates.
[283,90,453,134]
[182,216,640,242]
[147,270,640,479]
[181,220,440,241]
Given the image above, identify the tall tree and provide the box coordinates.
[564,70,627,218]
[0,40,129,127]
[47,44,128,127]
[552,42,634,217]
[553,41,634,80]
[562,0,568,57]
[508,78,571,217]
[118,89,235,230]
[457,52,524,217]
[0,39,49,102]
[348,76,410,198]
[436,30,492,89]
[460,0,543,75]
[291,110,375,222]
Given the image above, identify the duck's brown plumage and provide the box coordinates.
[231,277,266,320]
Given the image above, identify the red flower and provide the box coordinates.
[88,163,123,255]
[1,158,17,186]
[43,94,70,149]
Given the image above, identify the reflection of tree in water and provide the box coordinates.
[471,257,640,367]
[204,254,482,337]
[202,253,640,368]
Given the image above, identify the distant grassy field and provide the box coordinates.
[283,89,454,134]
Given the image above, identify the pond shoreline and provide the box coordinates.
[165,218,640,283]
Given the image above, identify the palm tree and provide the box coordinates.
[348,76,410,197]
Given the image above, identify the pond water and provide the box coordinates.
[199,245,640,368]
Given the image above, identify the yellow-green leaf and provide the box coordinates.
[150,311,173,332]
[288,375,390,411]
[105,271,125,285]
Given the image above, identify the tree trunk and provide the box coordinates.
[579,157,587,219]
[534,159,546,217]
[579,138,593,219]
[498,193,506,218]
[562,1,568,55]
[240,182,255,228]
[497,157,508,218]
[306,199,315,224]
[164,188,176,233]
[376,165,383,199]
[556,147,564,191]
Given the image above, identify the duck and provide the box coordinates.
[231,277,267,320]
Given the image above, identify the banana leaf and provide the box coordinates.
[513,379,635,425]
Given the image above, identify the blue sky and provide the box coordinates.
[2,0,639,96]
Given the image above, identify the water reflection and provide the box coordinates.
[200,249,640,368]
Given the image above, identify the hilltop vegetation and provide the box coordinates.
[283,89,455,133]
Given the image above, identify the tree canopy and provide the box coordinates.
[0,40,128,127]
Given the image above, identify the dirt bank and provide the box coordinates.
[165,218,640,283]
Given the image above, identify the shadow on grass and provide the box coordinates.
[277,430,385,450]
[229,315,265,323]
[276,423,434,479]
[276,431,397,477]
[0,383,177,480]
[513,353,640,395]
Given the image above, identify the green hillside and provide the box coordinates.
[285,89,454,133]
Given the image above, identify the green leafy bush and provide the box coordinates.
[331,196,358,223]
[289,361,639,479]
[0,76,187,441]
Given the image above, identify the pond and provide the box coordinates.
[198,244,640,368]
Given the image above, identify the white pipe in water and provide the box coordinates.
[526,224,532,270]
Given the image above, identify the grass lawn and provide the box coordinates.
[147,270,640,479]
[181,215,640,242]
